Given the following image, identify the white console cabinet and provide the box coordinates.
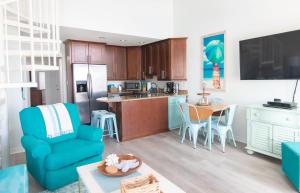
[246,105,300,159]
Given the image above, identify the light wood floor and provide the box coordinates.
[11,130,297,193]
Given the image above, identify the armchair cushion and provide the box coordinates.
[21,136,51,159]
[45,139,104,171]
[77,125,103,142]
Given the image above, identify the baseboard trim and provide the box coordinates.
[10,147,24,155]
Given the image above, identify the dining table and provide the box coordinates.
[189,104,228,151]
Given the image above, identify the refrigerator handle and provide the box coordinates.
[90,73,93,98]
[87,73,90,99]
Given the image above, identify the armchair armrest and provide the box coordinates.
[21,136,51,159]
[77,125,103,142]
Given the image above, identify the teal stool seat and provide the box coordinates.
[0,164,28,193]
[282,142,300,191]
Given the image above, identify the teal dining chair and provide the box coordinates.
[205,104,237,152]
[180,102,207,148]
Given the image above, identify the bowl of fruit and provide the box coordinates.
[97,154,142,177]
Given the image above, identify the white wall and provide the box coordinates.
[173,0,300,142]
[58,0,174,39]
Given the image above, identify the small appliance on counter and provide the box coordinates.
[125,81,141,91]
[166,82,175,94]
[166,82,179,94]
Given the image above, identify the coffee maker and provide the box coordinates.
[166,82,175,94]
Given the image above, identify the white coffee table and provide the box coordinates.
[77,161,186,193]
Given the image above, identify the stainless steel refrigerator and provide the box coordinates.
[73,64,108,124]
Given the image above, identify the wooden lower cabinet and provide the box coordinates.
[110,98,168,141]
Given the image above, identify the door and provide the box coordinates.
[71,41,89,63]
[89,64,108,112]
[45,71,61,104]
[103,45,115,80]
[273,126,299,156]
[114,46,127,80]
[89,43,105,64]
[127,47,141,80]
[250,121,273,152]
[73,64,90,124]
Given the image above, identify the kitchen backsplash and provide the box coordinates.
[107,76,187,91]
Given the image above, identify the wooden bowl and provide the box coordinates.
[97,154,142,177]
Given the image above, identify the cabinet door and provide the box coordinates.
[103,45,115,80]
[152,43,159,75]
[89,43,105,64]
[145,45,153,76]
[141,46,146,80]
[114,46,127,80]
[273,126,299,156]
[71,41,89,63]
[127,47,141,80]
[250,121,273,152]
[170,39,187,80]
[158,40,170,80]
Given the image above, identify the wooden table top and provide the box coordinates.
[189,104,227,121]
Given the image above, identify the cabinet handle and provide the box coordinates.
[142,72,145,79]
[149,66,152,74]
[161,70,164,79]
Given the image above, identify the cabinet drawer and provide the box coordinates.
[250,109,299,128]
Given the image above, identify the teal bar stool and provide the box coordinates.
[91,110,119,142]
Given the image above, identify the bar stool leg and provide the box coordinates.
[97,118,103,141]
[108,118,114,138]
[112,116,119,142]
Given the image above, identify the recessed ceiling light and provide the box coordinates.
[120,39,126,42]
[138,41,146,44]
[98,36,105,39]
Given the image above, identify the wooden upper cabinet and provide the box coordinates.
[141,46,147,80]
[113,46,127,80]
[144,44,153,76]
[158,40,170,80]
[71,41,89,63]
[103,45,114,80]
[89,43,105,64]
[152,43,160,75]
[169,38,187,80]
[127,47,141,80]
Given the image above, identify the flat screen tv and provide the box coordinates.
[239,30,300,80]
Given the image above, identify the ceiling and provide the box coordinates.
[60,26,159,47]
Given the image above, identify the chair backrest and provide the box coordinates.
[180,102,192,125]
[19,103,81,144]
[176,100,184,118]
[189,104,213,122]
[226,104,237,126]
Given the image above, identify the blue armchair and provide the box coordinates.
[19,103,104,191]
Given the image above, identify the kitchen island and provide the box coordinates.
[97,93,186,141]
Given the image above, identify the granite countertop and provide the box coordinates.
[97,91,188,103]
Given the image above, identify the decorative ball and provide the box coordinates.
[105,154,119,167]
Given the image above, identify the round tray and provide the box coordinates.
[97,154,142,177]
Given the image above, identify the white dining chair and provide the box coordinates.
[176,101,191,141]
[180,103,207,148]
[205,104,237,152]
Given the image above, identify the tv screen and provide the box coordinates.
[239,30,300,80]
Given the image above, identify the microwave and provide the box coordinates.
[125,82,141,91]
